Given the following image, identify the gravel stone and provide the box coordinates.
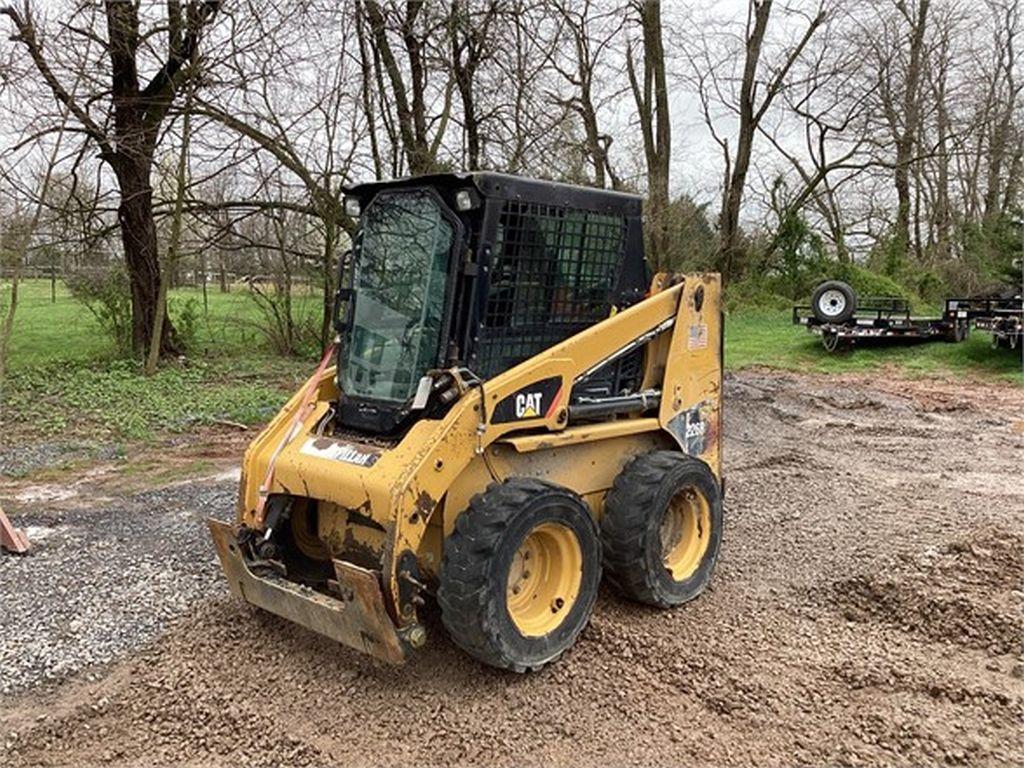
[0,482,230,694]
[0,442,123,479]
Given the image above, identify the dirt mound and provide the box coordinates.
[828,527,1024,655]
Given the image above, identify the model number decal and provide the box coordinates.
[688,323,709,350]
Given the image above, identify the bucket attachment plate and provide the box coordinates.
[208,519,407,664]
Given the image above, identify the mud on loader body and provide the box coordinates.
[209,173,724,671]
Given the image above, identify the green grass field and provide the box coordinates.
[1,280,317,441]
[1,279,1020,444]
[726,309,1023,382]
[6,278,324,368]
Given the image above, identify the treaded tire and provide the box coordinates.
[438,478,601,672]
[945,320,968,343]
[602,452,723,608]
[811,280,857,324]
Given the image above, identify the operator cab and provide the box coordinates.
[334,172,649,436]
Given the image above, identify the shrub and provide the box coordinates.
[829,263,910,300]
[168,295,200,351]
[723,277,792,313]
[65,269,133,355]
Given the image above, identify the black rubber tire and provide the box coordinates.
[944,320,968,343]
[601,452,723,608]
[438,478,601,672]
[810,280,857,324]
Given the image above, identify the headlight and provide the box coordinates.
[455,189,475,211]
[344,197,361,217]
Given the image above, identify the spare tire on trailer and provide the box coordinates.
[810,280,857,324]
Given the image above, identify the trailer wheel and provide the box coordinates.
[438,478,601,672]
[601,452,723,608]
[944,320,968,342]
[811,280,857,324]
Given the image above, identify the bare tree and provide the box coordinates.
[626,0,671,265]
[145,69,196,375]
[361,0,452,174]
[862,0,930,271]
[547,0,624,189]
[2,1,221,356]
[449,0,500,169]
[756,12,876,263]
[982,0,1021,226]
[190,3,365,345]
[0,36,88,378]
[689,0,827,281]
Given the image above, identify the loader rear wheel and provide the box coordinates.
[602,452,722,608]
[438,478,601,672]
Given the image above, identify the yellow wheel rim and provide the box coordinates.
[506,522,583,637]
[660,487,712,581]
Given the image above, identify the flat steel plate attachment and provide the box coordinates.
[207,519,407,664]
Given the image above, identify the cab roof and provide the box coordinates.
[345,171,643,217]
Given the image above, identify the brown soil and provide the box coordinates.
[2,370,1023,767]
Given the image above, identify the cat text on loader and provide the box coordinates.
[208,172,724,672]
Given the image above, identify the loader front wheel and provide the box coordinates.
[438,478,601,672]
[602,452,722,608]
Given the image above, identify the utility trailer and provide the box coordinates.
[793,280,967,352]
[946,294,1024,351]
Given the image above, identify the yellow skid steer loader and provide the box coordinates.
[208,172,723,671]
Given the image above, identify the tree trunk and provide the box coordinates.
[114,158,178,356]
[933,77,952,263]
[891,151,913,274]
[200,252,209,312]
[1002,136,1024,214]
[717,0,772,282]
[890,0,930,275]
[0,257,19,383]
[626,0,670,267]
[321,219,337,347]
[145,93,192,375]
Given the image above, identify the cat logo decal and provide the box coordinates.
[492,376,563,424]
[515,392,543,418]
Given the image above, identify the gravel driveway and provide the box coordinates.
[0,482,232,695]
[1,370,1022,767]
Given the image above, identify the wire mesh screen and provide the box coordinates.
[476,201,627,380]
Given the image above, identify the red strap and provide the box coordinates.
[254,342,336,528]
